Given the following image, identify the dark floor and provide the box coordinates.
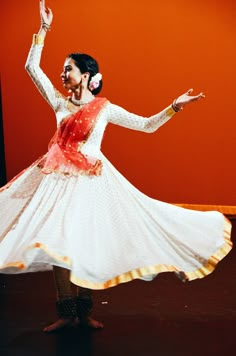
[0,220,235,356]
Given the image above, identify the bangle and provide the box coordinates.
[171,99,182,112]
[41,22,51,32]
[33,34,44,45]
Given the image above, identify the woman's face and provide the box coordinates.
[61,58,84,92]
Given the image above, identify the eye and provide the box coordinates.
[64,65,72,72]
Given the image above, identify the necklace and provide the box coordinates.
[70,95,95,106]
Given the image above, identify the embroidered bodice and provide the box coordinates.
[25,37,176,162]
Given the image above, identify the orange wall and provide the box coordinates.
[1,0,236,205]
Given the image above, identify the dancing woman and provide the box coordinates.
[0,0,232,332]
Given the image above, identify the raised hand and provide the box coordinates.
[174,89,205,111]
[39,0,53,28]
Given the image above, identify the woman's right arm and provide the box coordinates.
[25,0,62,111]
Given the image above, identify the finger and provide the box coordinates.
[191,93,205,101]
[187,88,193,95]
[196,92,205,100]
[40,0,46,15]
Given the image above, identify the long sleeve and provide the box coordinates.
[106,103,177,133]
[25,35,63,111]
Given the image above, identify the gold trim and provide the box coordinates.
[0,218,232,290]
[70,217,232,288]
[41,159,103,177]
[32,34,44,45]
[166,105,176,117]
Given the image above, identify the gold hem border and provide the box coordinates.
[0,217,232,289]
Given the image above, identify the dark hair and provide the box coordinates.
[68,53,103,95]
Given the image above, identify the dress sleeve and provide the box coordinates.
[106,103,177,133]
[25,34,63,111]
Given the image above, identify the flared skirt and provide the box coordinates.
[0,154,232,289]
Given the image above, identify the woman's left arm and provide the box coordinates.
[107,103,176,133]
[107,89,205,133]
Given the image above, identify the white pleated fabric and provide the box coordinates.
[0,150,232,288]
[0,36,232,289]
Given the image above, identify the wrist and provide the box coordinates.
[41,22,51,32]
[171,99,182,112]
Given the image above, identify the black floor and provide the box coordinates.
[0,220,235,356]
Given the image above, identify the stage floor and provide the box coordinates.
[0,220,235,356]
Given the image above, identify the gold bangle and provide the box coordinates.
[32,34,44,45]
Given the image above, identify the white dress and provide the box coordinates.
[0,36,232,289]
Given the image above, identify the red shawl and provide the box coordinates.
[41,97,108,176]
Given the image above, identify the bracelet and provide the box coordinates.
[41,22,51,32]
[32,34,44,45]
[171,99,182,112]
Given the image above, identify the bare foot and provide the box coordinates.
[43,318,78,333]
[81,316,104,329]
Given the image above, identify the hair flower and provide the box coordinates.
[89,73,102,91]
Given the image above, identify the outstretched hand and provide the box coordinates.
[175,89,205,111]
[40,0,53,27]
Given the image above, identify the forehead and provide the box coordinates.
[63,58,76,67]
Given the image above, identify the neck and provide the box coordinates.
[71,92,95,106]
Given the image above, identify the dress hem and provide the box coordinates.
[71,217,232,289]
[0,217,232,289]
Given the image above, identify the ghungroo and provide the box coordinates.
[75,296,93,320]
[56,297,77,319]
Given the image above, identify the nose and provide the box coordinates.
[61,72,67,82]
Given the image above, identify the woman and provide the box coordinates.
[0,0,232,333]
